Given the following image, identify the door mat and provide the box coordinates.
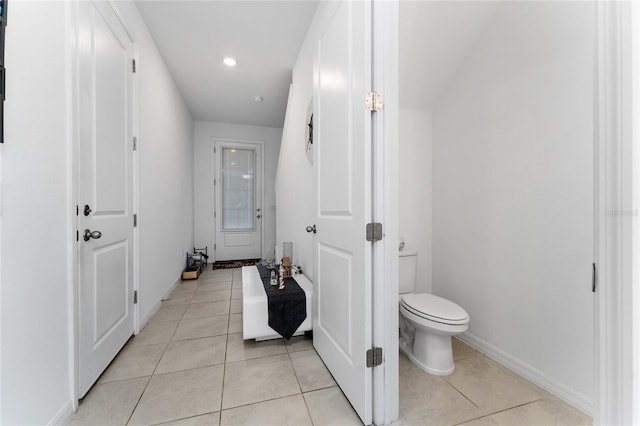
[212,259,261,270]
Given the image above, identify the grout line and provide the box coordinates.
[444,379,481,410]
[452,398,545,425]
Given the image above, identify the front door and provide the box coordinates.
[214,140,263,261]
[311,1,373,424]
[77,1,135,397]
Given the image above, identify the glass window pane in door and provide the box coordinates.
[222,148,255,230]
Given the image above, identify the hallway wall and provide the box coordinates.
[0,2,194,424]
[431,1,594,411]
[193,121,282,261]
[1,3,73,424]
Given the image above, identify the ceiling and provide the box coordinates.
[400,1,499,110]
[135,1,319,128]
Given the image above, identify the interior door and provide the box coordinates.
[77,1,135,397]
[214,140,263,261]
[312,1,373,424]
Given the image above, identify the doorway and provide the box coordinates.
[75,0,137,397]
[214,140,263,261]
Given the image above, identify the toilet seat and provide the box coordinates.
[401,293,469,326]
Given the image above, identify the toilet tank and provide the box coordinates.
[399,250,417,294]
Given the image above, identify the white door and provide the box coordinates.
[312,1,373,424]
[77,1,135,397]
[214,140,263,261]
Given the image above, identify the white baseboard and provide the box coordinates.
[138,274,181,330]
[48,401,74,426]
[458,332,593,416]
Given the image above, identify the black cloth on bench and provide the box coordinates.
[256,265,307,340]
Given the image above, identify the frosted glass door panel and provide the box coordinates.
[222,148,255,230]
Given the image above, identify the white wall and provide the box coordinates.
[116,3,195,323]
[193,121,281,261]
[431,1,594,404]
[0,2,194,423]
[399,108,432,293]
[1,3,73,424]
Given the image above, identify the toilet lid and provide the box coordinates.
[401,293,469,323]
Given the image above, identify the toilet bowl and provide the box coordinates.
[399,250,470,375]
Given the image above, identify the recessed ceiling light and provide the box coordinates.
[254,96,264,103]
[223,57,237,67]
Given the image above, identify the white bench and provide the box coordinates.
[242,265,313,341]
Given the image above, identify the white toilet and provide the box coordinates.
[399,250,470,375]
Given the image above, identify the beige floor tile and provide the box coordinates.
[169,287,196,298]
[172,316,229,341]
[290,349,336,392]
[128,365,224,425]
[228,313,242,334]
[220,394,312,426]
[231,287,242,300]
[196,281,232,293]
[399,367,482,426]
[206,271,234,281]
[444,355,547,414]
[157,412,221,426]
[128,321,179,346]
[225,333,286,362]
[453,337,481,361]
[230,300,242,314]
[156,335,227,374]
[150,303,189,323]
[399,351,422,375]
[66,377,149,425]
[285,335,314,353]
[162,293,194,306]
[183,301,230,319]
[222,354,300,409]
[173,282,199,292]
[303,386,362,426]
[459,398,592,426]
[191,290,231,304]
[98,342,166,383]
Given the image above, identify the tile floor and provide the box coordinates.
[68,267,592,426]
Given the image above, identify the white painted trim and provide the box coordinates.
[47,401,74,426]
[212,138,265,262]
[594,1,640,424]
[373,0,400,424]
[66,0,80,414]
[137,274,180,329]
[458,333,593,416]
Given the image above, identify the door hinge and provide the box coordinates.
[132,59,137,73]
[592,263,596,293]
[133,214,137,227]
[366,92,383,112]
[133,137,137,151]
[76,205,79,216]
[76,230,79,242]
[214,147,216,154]
[366,223,383,242]
[366,347,383,367]
[133,290,138,304]
[214,244,216,250]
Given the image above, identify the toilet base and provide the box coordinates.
[399,329,455,376]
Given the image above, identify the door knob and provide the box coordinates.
[306,225,316,234]
[83,205,92,216]
[83,229,102,241]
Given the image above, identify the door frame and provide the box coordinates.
[67,0,140,407]
[378,0,640,424]
[593,1,640,424]
[212,138,265,262]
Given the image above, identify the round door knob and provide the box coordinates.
[306,225,316,234]
[83,229,102,241]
